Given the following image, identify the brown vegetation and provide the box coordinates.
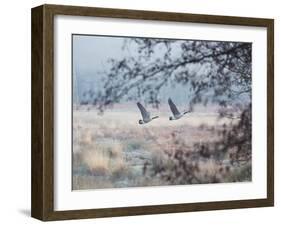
[72,106,251,190]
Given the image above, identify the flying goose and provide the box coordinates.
[137,102,159,124]
[168,98,191,120]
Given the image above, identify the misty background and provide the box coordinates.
[73,35,204,108]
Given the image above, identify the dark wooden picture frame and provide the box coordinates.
[31,4,274,221]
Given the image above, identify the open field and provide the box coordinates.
[72,106,251,190]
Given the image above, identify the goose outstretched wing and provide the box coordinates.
[168,98,180,117]
[137,102,150,120]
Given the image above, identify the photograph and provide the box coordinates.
[72,34,252,190]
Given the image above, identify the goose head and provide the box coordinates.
[139,119,144,124]
[169,116,173,121]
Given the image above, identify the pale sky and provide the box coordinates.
[72,34,190,106]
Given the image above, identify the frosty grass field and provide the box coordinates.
[72,104,251,190]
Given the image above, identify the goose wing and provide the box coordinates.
[168,98,180,117]
[137,102,150,120]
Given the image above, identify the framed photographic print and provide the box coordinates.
[31,4,274,221]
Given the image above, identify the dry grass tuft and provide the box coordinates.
[77,138,127,178]
[83,150,110,176]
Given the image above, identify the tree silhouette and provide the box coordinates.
[88,38,251,112]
